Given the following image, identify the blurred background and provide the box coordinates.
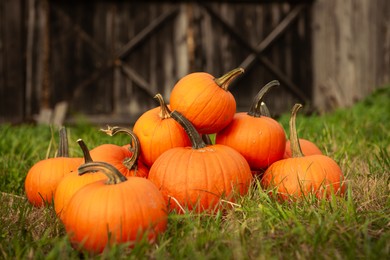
[1,0,389,125]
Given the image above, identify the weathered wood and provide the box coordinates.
[1,0,389,124]
[0,0,25,123]
[312,0,390,112]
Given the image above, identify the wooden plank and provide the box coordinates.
[312,0,390,112]
[0,0,25,123]
[115,6,180,59]
[238,4,305,71]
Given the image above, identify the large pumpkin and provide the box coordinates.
[25,127,82,207]
[133,93,191,167]
[91,126,149,178]
[261,104,347,200]
[216,81,286,171]
[148,110,253,213]
[169,68,244,134]
[54,139,106,220]
[63,161,168,254]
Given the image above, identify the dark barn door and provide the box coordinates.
[0,0,313,124]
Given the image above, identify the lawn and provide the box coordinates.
[0,86,389,259]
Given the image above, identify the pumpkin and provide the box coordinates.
[261,104,347,200]
[216,80,286,171]
[91,126,149,178]
[54,139,106,220]
[169,68,244,134]
[25,127,82,207]
[283,139,322,159]
[62,161,167,254]
[148,110,253,213]
[133,93,191,167]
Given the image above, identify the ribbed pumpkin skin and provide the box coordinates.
[133,105,191,167]
[63,177,167,254]
[283,139,322,159]
[216,112,286,171]
[54,171,106,220]
[169,73,236,134]
[25,157,82,207]
[148,144,253,213]
[261,154,346,200]
[90,144,148,178]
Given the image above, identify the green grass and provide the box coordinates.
[0,86,389,259]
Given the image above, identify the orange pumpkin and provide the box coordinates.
[63,161,167,254]
[133,93,191,167]
[283,139,322,159]
[216,81,286,171]
[91,126,149,178]
[54,139,106,219]
[25,127,82,207]
[261,104,347,200]
[148,110,253,213]
[169,68,244,134]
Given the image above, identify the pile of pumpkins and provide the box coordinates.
[24,68,347,254]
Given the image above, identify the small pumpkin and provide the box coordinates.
[25,127,82,207]
[63,161,167,254]
[91,126,148,178]
[148,110,253,213]
[261,104,347,200]
[283,139,322,159]
[216,81,286,171]
[133,93,191,167]
[54,139,106,219]
[169,68,244,134]
[257,101,322,159]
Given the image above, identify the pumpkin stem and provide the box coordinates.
[57,127,69,158]
[100,126,140,171]
[171,110,206,149]
[214,68,244,91]
[154,93,172,119]
[78,161,127,185]
[201,134,213,145]
[247,80,280,117]
[77,139,93,163]
[290,103,304,158]
[260,102,271,117]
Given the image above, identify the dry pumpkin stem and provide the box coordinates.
[78,161,127,185]
[214,67,245,91]
[154,93,172,119]
[170,110,206,149]
[57,127,69,158]
[289,103,304,158]
[100,126,140,170]
[76,139,93,163]
[247,80,280,117]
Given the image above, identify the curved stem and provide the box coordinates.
[214,68,244,91]
[57,127,69,158]
[260,102,271,117]
[171,110,206,149]
[247,80,280,117]
[77,139,93,163]
[290,103,304,158]
[78,161,127,185]
[154,93,171,119]
[100,126,140,170]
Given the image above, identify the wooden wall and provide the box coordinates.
[1,0,389,125]
[312,0,390,112]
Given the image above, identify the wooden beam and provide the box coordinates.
[115,6,180,59]
[120,62,155,98]
[239,4,305,70]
